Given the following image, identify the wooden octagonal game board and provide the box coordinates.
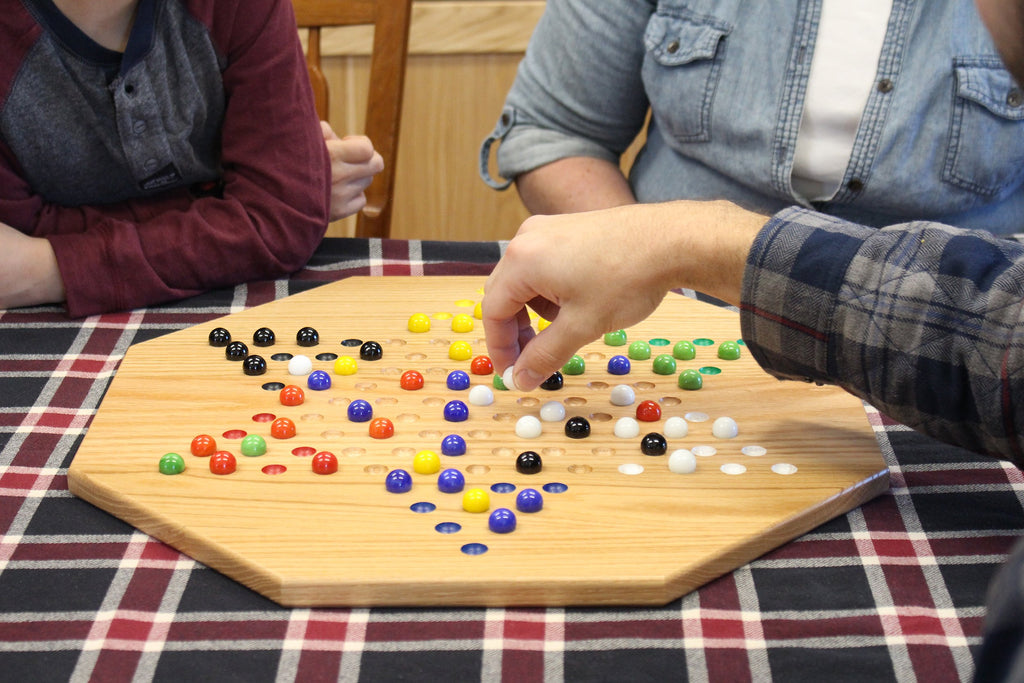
[68,276,889,607]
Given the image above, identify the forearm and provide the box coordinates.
[0,223,65,309]
[742,208,1024,462]
[491,0,653,192]
[514,157,637,215]
[584,200,761,308]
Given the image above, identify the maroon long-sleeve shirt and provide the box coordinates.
[0,0,330,317]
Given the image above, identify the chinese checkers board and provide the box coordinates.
[68,276,890,607]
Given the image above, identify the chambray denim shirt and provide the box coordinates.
[480,0,1024,235]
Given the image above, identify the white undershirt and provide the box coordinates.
[790,0,894,201]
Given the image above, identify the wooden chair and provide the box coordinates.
[293,0,413,239]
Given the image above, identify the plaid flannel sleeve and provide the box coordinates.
[739,206,1024,465]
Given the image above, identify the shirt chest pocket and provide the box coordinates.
[641,11,731,144]
[944,58,1024,199]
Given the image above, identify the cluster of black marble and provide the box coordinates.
[208,326,384,375]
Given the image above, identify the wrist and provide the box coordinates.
[655,200,766,306]
[32,236,66,304]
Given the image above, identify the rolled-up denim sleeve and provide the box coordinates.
[480,0,655,188]
[740,206,1024,463]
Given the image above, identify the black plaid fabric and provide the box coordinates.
[0,238,1016,681]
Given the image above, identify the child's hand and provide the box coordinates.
[322,122,385,222]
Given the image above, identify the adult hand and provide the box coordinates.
[482,200,766,391]
[322,122,385,221]
[0,223,65,310]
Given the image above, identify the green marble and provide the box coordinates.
[627,340,651,360]
[158,452,185,475]
[678,369,703,391]
[603,329,628,346]
[240,434,267,457]
[717,341,742,360]
[652,354,677,375]
[562,354,586,375]
[672,340,696,361]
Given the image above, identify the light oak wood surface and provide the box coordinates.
[68,277,889,607]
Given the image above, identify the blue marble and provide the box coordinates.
[385,468,412,493]
[441,434,467,456]
[446,370,471,391]
[307,369,331,390]
[488,507,517,534]
[443,400,469,422]
[606,355,631,375]
[347,398,373,422]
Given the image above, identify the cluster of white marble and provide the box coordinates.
[480,366,769,478]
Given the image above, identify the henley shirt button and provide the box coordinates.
[1008,88,1023,108]
[877,78,894,93]
[133,120,147,134]
[847,178,864,192]
[666,40,680,54]
[144,158,159,172]
[124,83,135,95]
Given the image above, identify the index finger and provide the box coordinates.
[481,267,537,374]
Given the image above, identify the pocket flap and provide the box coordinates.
[955,59,1024,121]
[644,12,731,66]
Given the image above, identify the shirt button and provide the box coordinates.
[1008,88,1023,107]
[847,178,864,192]
[667,40,680,54]
[144,158,159,172]
[877,78,894,93]
[133,120,147,134]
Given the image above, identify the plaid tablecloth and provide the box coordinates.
[0,238,1017,682]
